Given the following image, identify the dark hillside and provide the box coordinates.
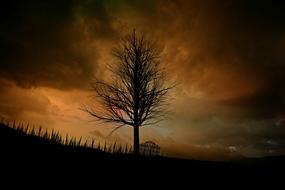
[0,122,284,180]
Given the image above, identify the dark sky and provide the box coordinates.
[1,0,285,160]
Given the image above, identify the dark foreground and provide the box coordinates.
[0,122,284,184]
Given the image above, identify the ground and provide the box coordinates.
[0,122,284,182]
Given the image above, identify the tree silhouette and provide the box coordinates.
[83,30,173,155]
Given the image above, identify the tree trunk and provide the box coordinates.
[133,126,140,155]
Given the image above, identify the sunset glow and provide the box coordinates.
[1,0,285,160]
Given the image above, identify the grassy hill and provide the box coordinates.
[0,120,284,180]
[0,121,141,162]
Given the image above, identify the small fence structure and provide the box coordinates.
[139,141,160,156]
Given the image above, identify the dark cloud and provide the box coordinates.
[0,0,117,90]
[212,0,285,119]
[151,0,285,120]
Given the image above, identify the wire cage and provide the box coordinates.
[139,141,161,156]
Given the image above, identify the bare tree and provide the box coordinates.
[83,30,173,155]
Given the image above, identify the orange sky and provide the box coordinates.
[1,0,285,160]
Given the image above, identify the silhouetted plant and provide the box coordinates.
[0,119,152,158]
[82,30,173,155]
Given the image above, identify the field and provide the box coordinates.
[0,120,284,181]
